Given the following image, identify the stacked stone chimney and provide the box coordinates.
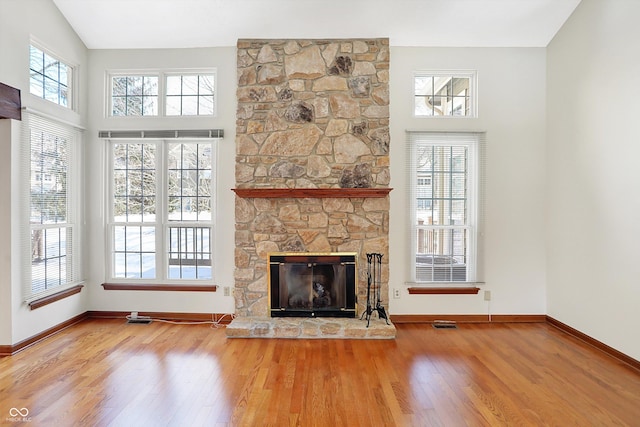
[234,38,390,317]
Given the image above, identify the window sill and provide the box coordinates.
[407,287,480,295]
[102,283,218,292]
[29,284,84,310]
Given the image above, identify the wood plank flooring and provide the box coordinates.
[1,319,639,426]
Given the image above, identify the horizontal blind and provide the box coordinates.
[98,129,223,139]
[406,131,486,224]
[406,131,486,283]
[21,112,83,302]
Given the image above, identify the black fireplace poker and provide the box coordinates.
[360,253,390,327]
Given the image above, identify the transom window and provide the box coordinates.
[166,74,215,116]
[109,139,216,282]
[111,75,159,116]
[414,71,476,117]
[109,71,216,117]
[407,132,484,283]
[29,45,73,108]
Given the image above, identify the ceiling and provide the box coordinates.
[52,0,582,50]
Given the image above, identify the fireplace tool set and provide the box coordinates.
[360,252,390,327]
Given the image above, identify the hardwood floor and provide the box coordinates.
[1,319,639,426]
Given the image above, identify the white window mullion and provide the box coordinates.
[106,142,114,279]
[209,140,217,284]
[68,125,82,286]
[466,141,479,282]
[407,133,419,280]
[157,140,168,281]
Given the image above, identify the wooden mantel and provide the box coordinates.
[232,188,392,199]
[0,82,21,120]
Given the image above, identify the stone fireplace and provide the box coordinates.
[233,38,391,324]
[269,252,357,318]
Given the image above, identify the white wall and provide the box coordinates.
[0,0,88,345]
[85,48,237,315]
[546,0,640,360]
[388,47,548,316]
[0,120,13,345]
[83,46,548,318]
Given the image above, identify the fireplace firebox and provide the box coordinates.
[268,252,357,318]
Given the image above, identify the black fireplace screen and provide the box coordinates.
[269,253,357,318]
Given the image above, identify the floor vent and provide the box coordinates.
[432,322,457,329]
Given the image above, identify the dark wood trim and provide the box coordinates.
[232,187,392,199]
[391,314,547,324]
[29,284,84,310]
[87,310,233,323]
[0,82,21,120]
[408,287,480,295]
[102,283,218,292]
[0,312,88,356]
[546,316,640,372]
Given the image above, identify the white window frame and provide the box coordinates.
[22,112,83,302]
[109,73,160,117]
[106,137,218,284]
[106,69,217,118]
[413,71,477,118]
[165,72,216,117]
[29,41,76,110]
[406,131,485,286]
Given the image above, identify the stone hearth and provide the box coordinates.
[226,317,396,339]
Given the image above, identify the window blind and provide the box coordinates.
[21,112,83,302]
[406,131,486,284]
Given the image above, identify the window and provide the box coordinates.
[108,138,216,283]
[407,132,484,283]
[29,45,73,108]
[111,75,159,116]
[417,173,432,209]
[108,71,216,117]
[414,72,476,117]
[23,113,82,300]
[166,74,215,116]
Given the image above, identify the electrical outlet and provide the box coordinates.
[484,290,491,301]
[393,288,401,299]
[223,287,230,296]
